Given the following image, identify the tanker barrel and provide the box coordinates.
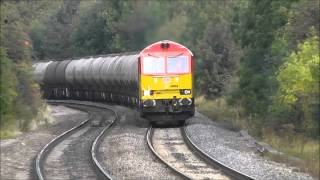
[55,60,71,87]
[101,56,119,91]
[65,60,78,88]
[77,58,94,89]
[43,61,59,86]
[33,61,52,84]
[102,54,139,93]
[85,57,102,89]
[73,58,91,88]
[124,54,139,89]
[94,57,108,90]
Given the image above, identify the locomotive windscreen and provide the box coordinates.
[142,56,165,75]
[167,55,190,74]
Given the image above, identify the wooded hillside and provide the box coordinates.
[1,0,319,141]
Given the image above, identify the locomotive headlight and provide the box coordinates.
[144,90,150,96]
[143,90,154,96]
[180,89,191,95]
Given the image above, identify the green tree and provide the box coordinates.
[276,33,319,136]
[0,0,53,135]
[231,0,297,117]
[30,0,80,59]
[70,0,122,56]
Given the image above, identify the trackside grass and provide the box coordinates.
[263,130,319,178]
[195,96,249,131]
[0,105,51,140]
[195,96,319,178]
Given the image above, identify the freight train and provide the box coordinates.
[33,40,195,123]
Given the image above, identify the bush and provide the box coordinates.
[0,48,18,131]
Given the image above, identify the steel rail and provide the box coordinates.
[91,105,119,180]
[182,122,256,180]
[35,100,118,180]
[146,126,193,180]
[35,104,91,180]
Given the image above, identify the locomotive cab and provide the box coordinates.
[139,40,195,122]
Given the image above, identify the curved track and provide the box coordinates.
[146,126,192,179]
[182,122,255,180]
[147,124,255,180]
[35,100,118,180]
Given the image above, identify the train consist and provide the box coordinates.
[33,40,195,123]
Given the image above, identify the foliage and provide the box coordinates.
[0,2,31,61]
[1,0,318,147]
[231,0,296,117]
[30,0,79,59]
[0,49,18,128]
[0,0,50,136]
[70,1,114,56]
[275,33,319,136]
[277,34,319,105]
[230,0,319,140]
[15,61,43,131]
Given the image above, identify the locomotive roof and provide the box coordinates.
[140,40,193,56]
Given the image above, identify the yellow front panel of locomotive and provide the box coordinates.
[140,74,193,100]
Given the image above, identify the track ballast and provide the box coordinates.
[35,100,118,180]
[147,123,255,180]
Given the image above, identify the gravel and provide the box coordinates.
[185,112,315,180]
[98,105,182,179]
[44,106,113,180]
[0,105,89,180]
[3,102,309,180]
[152,128,230,180]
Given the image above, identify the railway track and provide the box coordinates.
[35,100,118,180]
[182,121,256,180]
[147,124,255,180]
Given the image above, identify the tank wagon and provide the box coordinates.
[33,40,195,123]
